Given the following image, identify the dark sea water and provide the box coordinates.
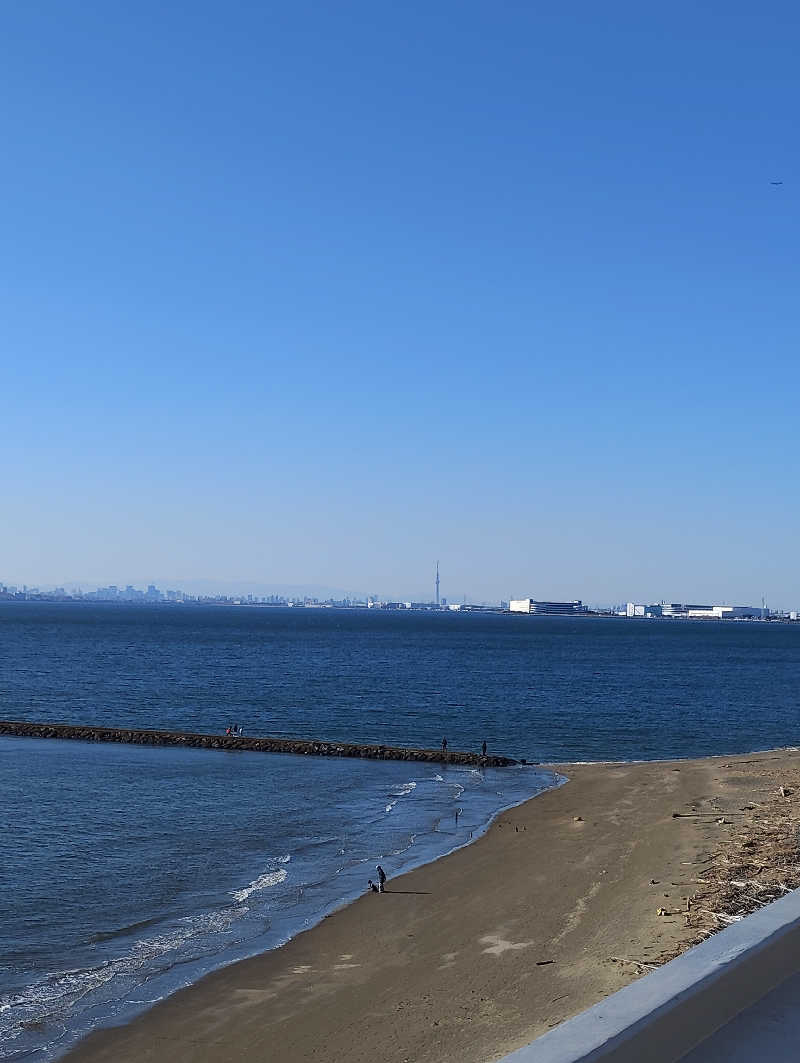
[1,603,799,1060]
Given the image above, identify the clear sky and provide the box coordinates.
[2,2,798,606]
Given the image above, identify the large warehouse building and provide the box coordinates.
[509,599,587,615]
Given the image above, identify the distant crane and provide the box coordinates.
[435,561,440,607]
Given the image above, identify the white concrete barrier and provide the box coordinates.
[498,888,800,1063]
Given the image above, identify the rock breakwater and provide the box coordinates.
[0,720,518,766]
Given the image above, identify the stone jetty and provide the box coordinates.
[0,719,518,767]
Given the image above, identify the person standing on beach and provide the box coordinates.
[376,865,387,892]
[442,737,448,754]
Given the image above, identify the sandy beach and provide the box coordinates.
[64,748,800,1063]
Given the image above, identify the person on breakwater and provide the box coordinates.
[441,737,448,754]
[482,740,487,756]
[376,865,387,892]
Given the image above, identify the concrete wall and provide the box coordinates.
[498,888,800,1063]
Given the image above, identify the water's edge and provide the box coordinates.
[55,766,566,1062]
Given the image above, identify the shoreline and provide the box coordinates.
[61,746,800,1063]
[4,750,556,1063]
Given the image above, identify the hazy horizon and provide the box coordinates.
[0,572,785,612]
[3,4,798,610]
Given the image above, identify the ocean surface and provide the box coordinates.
[2,603,799,1060]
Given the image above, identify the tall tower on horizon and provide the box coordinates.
[435,561,440,607]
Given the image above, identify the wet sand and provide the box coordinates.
[64,749,800,1063]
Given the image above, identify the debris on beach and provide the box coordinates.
[609,955,658,972]
[656,761,800,966]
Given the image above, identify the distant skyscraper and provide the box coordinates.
[435,561,440,606]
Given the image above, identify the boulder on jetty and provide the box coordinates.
[0,720,517,767]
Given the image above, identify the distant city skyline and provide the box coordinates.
[2,5,798,610]
[0,573,794,614]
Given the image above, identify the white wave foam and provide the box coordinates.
[390,781,417,797]
[230,868,288,903]
[385,801,397,813]
[390,832,417,855]
[0,905,248,1045]
[277,854,291,864]
[434,774,444,782]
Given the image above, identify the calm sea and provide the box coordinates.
[1,603,799,1060]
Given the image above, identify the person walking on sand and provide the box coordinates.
[441,736,448,754]
[376,865,387,892]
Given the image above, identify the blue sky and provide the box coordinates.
[2,2,798,605]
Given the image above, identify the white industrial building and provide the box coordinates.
[626,603,646,617]
[622,603,763,620]
[509,599,586,615]
[687,605,763,619]
[656,603,763,620]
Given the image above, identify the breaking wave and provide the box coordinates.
[230,863,289,903]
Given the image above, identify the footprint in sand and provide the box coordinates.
[292,965,312,974]
[439,951,458,969]
[480,935,533,956]
[333,963,360,970]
